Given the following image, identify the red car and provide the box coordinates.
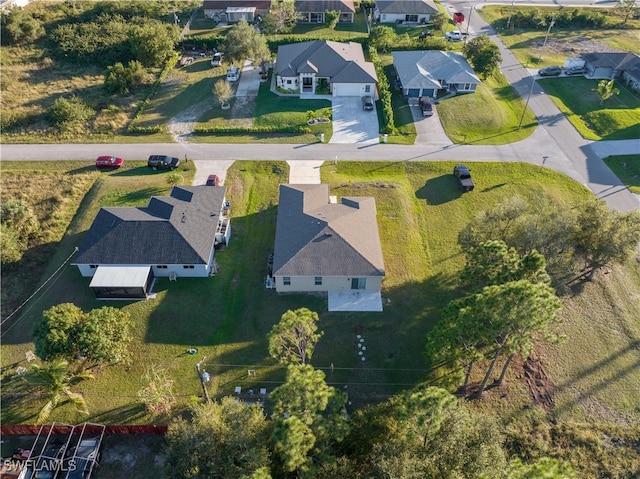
[96,156,123,169]
[206,174,221,186]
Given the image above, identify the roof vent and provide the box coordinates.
[325,231,333,237]
[181,213,187,223]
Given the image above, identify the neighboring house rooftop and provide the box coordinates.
[295,0,355,13]
[273,184,385,277]
[202,0,272,12]
[276,40,377,83]
[392,50,480,89]
[582,52,640,79]
[73,186,227,266]
[375,0,438,15]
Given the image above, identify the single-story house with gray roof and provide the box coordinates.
[295,0,355,23]
[392,50,480,100]
[275,40,378,96]
[581,52,640,93]
[72,186,231,299]
[272,184,385,309]
[375,0,438,24]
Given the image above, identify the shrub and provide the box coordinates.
[47,95,95,130]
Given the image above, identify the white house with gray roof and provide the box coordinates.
[272,184,385,308]
[392,50,480,100]
[375,0,438,24]
[275,40,378,97]
[72,186,230,299]
[296,0,355,23]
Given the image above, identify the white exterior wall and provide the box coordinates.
[274,275,382,292]
[332,82,376,97]
[452,83,477,92]
[277,75,300,91]
[76,263,210,278]
[380,13,430,23]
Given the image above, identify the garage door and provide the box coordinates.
[333,83,363,97]
[421,88,435,98]
[407,88,420,97]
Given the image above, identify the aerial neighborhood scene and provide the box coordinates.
[1,0,640,477]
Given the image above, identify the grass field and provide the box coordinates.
[538,77,640,140]
[604,155,640,194]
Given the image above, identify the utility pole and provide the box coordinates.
[506,0,515,29]
[464,6,474,44]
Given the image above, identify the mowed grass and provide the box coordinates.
[1,159,622,422]
[478,6,640,68]
[538,77,640,140]
[437,73,538,144]
[604,155,640,194]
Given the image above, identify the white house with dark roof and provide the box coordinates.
[392,50,480,100]
[272,184,385,311]
[375,0,438,24]
[275,40,378,97]
[72,186,230,299]
[202,0,271,22]
[295,0,355,23]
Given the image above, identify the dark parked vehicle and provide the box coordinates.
[538,66,562,77]
[206,174,221,186]
[148,155,180,170]
[563,66,586,76]
[362,95,374,111]
[419,96,434,117]
[453,164,474,192]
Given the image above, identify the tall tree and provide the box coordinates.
[33,303,86,361]
[571,200,640,280]
[272,416,316,476]
[324,10,340,29]
[594,79,620,106]
[164,397,271,479]
[224,19,271,64]
[463,35,502,78]
[615,0,640,24]
[369,25,397,52]
[129,22,180,67]
[268,308,323,365]
[262,2,300,35]
[25,359,94,424]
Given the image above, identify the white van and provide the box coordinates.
[226,66,240,82]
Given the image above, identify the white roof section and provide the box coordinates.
[89,266,151,288]
[226,6,256,12]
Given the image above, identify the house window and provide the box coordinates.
[283,276,291,286]
[287,79,292,85]
[464,83,471,90]
[183,265,195,269]
[315,276,322,286]
[89,265,98,269]
[365,85,371,93]
[405,14,418,22]
[156,265,168,269]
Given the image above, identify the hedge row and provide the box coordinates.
[193,125,312,135]
[368,46,395,134]
[126,53,177,134]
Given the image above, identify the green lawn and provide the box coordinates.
[604,155,640,194]
[437,73,538,144]
[538,77,640,140]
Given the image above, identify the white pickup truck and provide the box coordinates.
[445,30,468,41]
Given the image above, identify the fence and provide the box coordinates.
[0,424,167,436]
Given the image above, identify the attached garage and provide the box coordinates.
[89,266,155,300]
[332,83,367,97]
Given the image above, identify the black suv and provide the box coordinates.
[148,155,180,170]
[453,165,474,192]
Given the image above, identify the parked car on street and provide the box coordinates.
[538,66,562,77]
[453,164,474,192]
[206,174,221,186]
[95,156,123,169]
[148,155,180,170]
[445,30,468,41]
[362,95,374,111]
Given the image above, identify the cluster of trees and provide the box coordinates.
[459,197,640,289]
[508,8,607,29]
[0,199,41,266]
[368,25,448,52]
[0,7,45,45]
[162,308,578,478]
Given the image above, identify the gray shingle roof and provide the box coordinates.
[273,184,385,277]
[582,52,640,80]
[392,50,480,89]
[202,0,272,11]
[73,186,227,266]
[275,40,378,84]
[295,0,355,13]
[376,0,438,15]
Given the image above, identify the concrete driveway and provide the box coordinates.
[329,97,380,144]
[411,101,453,147]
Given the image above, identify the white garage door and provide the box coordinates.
[333,83,363,97]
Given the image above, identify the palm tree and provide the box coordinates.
[26,359,94,424]
[594,79,620,106]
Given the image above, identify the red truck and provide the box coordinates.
[453,12,465,23]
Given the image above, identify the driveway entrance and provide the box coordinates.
[329,97,380,144]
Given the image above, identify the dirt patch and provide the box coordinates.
[523,353,555,410]
[230,97,255,127]
[97,434,165,479]
[168,99,214,143]
[544,37,620,56]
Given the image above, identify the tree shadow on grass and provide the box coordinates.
[90,402,148,424]
[416,175,462,205]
